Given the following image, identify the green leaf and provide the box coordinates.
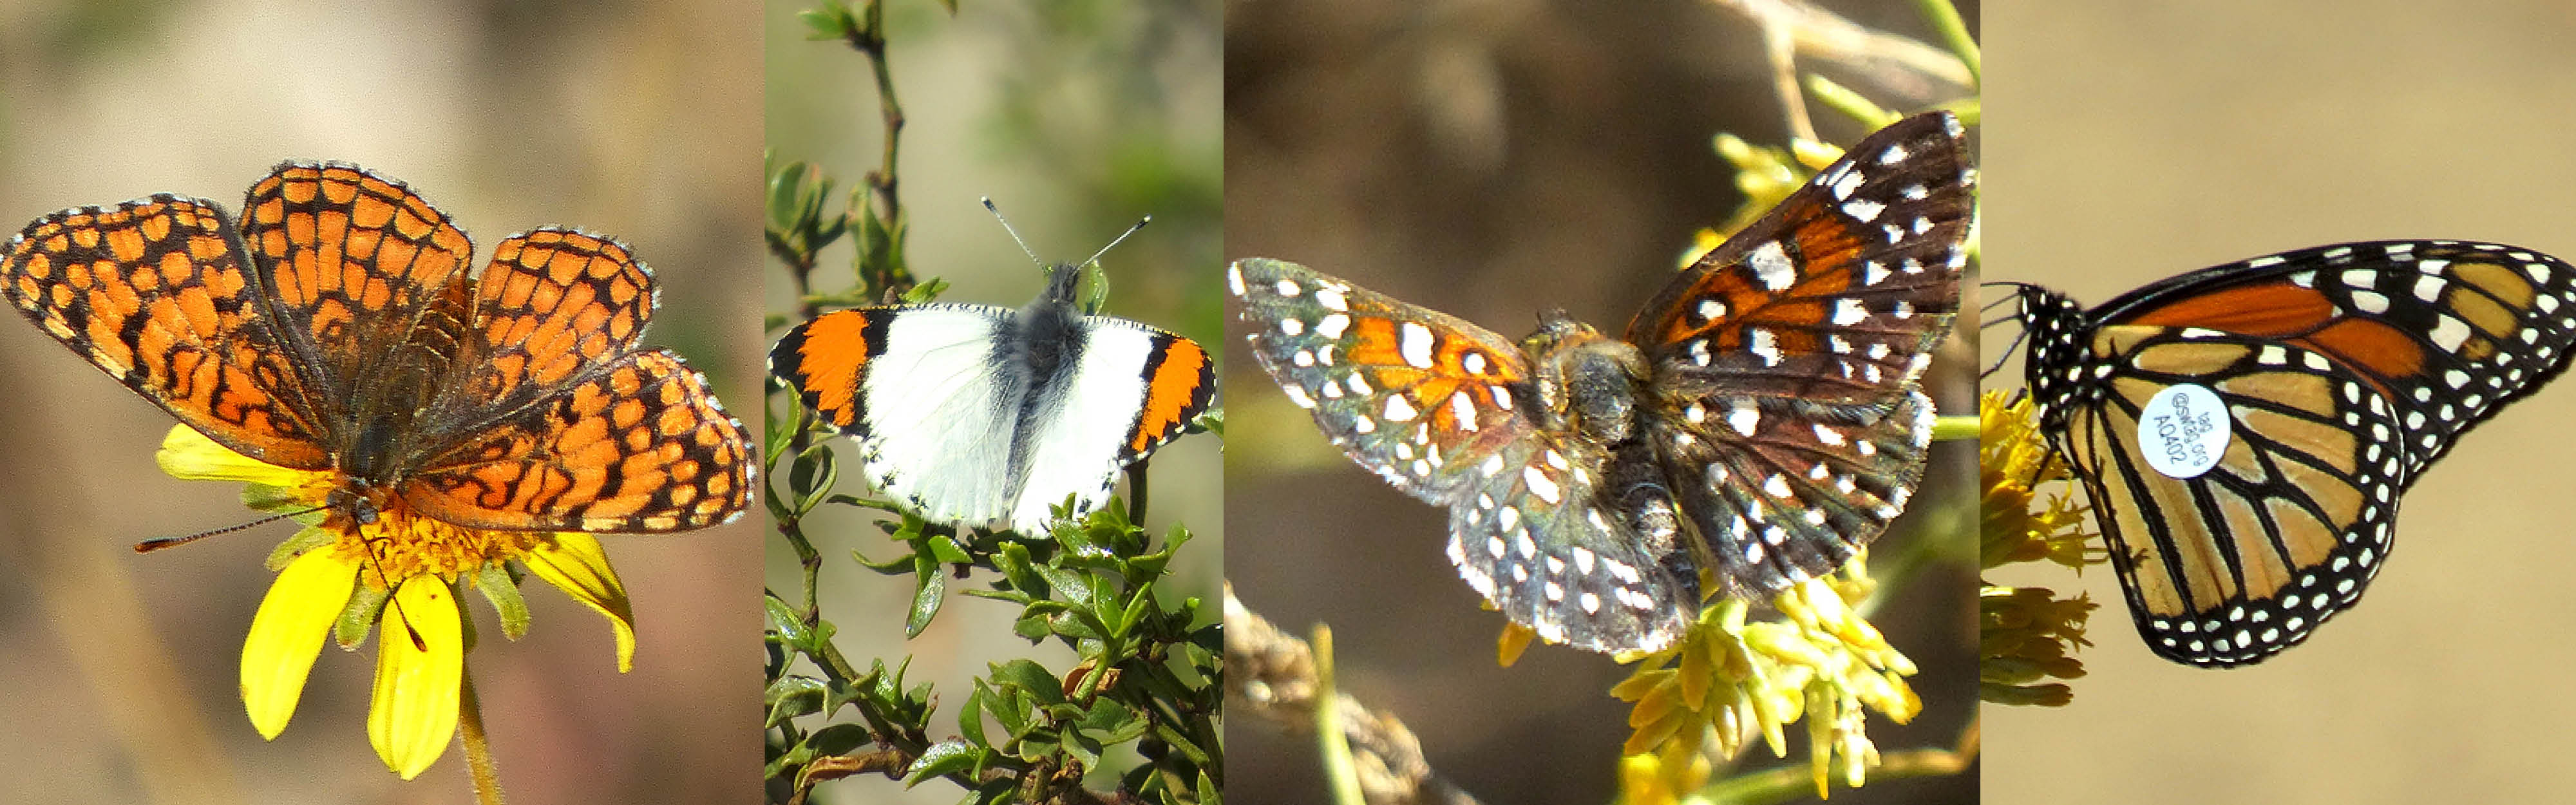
[792,444,843,516]
[1075,697,1133,734]
[1116,589,1155,639]
[764,676,828,728]
[1027,567,1086,611]
[985,682,1031,736]
[804,722,874,757]
[1013,731,1060,763]
[901,276,949,304]
[1013,611,1054,641]
[958,686,991,748]
[927,535,973,565]
[1188,406,1223,437]
[476,563,531,641]
[989,659,1066,706]
[994,541,1044,594]
[260,524,335,573]
[904,739,983,786]
[971,778,1018,805]
[334,582,390,650]
[907,553,947,637]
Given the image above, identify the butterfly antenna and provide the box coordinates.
[981,197,1046,269]
[1083,215,1151,268]
[1978,290,2019,316]
[359,531,431,652]
[133,504,330,553]
[1980,325,2030,379]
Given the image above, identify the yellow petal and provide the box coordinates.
[522,532,637,672]
[368,575,464,779]
[240,547,361,739]
[155,424,314,486]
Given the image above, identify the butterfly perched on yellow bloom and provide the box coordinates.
[1,162,754,777]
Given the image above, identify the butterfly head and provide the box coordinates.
[326,486,383,526]
[1523,310,1649,445]
[2009,284,2095,425]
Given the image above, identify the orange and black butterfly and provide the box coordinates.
[2008,241,2576,667]
[0,161,754,535]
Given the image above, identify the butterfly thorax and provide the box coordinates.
[1522,312,1702,600]
[334,301,478,518]
[2013,286,2093,431]
[1522,312,1650,445]
[1012,264,1086,383]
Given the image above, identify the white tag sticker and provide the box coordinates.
[2137,383,2232,479]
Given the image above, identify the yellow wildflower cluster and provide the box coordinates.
[1976,391,2101,706]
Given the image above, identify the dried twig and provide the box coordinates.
[1705,0,1972,140]
[1223,585,1484,805]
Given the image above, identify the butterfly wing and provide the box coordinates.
[1627,111,1972,407]
[1649,388,1937,600]
[771,305,1025,529]
[236,162,479,428]
[1232,257,1692,652]
[398,228,752,532]
[1009,317,1213,533]
[2022,240,2576,666]
[1625,112,1972,597]
[1442,428,1702,652]
[404,348,754,532]
[1,194,335,468]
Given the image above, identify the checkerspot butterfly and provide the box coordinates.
[0,162,753,536]
[1233,111,1973,653]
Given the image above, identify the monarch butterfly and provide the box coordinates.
[2008,240,2576,667]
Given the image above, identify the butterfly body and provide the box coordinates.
[772,261,1214,535]
[2013,240,2576,667]
[1233,111,1972,654]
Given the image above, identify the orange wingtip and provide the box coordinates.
[781,309,883,430]
[1128,334,1213,455]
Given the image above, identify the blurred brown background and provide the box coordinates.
[761,1,1223,803]
[1224,1,1978,802]
[0,1,762,802]
[1982,1,2576,802]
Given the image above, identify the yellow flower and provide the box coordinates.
[1976,391,2102,706]
[1678,131,1847,267]
[1611,566,1919,800]
[156,424,637,779]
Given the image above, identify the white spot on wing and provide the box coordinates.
[1748,242,1797,290]
[1399,321,1436,368]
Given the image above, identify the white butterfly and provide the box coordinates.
[771,207,1214,533]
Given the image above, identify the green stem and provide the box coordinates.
[461,667,505,805]
[1915,0,1980,86]
[1311,625,1365,805]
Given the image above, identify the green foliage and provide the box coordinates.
[764,469,1224,804]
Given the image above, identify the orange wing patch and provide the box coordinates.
[1126,335,1212,457]
[772,308,884,431]
[245,162,474,390]
[462,229,656,405]
[2,196,331,468]
[410,349,753,533]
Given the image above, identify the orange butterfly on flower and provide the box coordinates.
[0,162,754,777]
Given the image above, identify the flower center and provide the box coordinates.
[331,495,543,588]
